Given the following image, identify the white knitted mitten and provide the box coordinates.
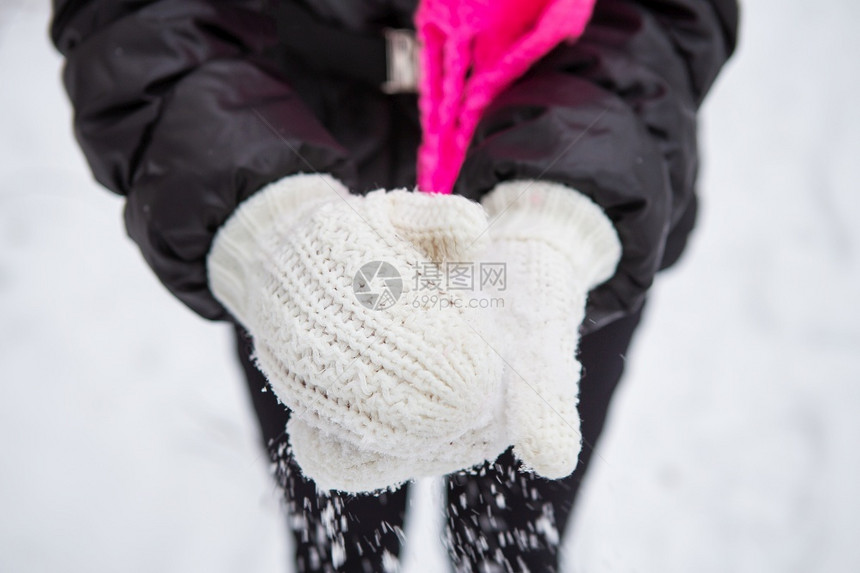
[207,174,507,492]
[476,180,622,479]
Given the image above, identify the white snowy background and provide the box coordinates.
[1,1,858,571]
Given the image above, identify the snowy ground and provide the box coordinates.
[2,1,859,572]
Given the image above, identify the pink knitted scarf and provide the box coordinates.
[415,0,596,194]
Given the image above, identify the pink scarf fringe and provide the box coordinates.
[415,0,596,194]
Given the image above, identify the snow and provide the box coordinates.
[1,1,859,572]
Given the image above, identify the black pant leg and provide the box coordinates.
[443,306,645,572]
[233,325,410,573]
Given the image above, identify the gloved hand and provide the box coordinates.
[279,179,622,490]
[206,174,508,492]
[473,180,622,478]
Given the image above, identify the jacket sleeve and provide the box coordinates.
[453,0,739,332]
[50,0,357,320]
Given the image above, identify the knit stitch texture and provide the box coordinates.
[475,180,621,478]
[207,175,620,491]
[208,174,508,491]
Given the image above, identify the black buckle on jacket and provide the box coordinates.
[381,28,419,94]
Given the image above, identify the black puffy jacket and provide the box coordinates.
[50,0,738,332]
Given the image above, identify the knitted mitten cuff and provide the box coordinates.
[207,173,349,327]
[481,180,621,289]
